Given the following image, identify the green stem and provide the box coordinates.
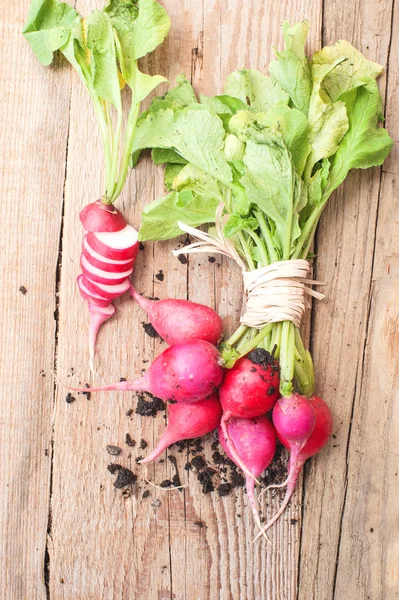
[110,101,140,203]
[245,228,268,267]
[292,203,324,259]
[255,211,278,264]
[89,90,113,199]
[238,231,255,270]
[109,107,123,199]
[234,323,274,358]
[225,324,248,346]
[279,321,295,396]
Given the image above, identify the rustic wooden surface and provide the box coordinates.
[0,0,397,598]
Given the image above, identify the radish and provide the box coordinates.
[87,226,139,261]
[70,339,224,402]
[80,199,127,232]
[218,348,279,479]
[130,287,223,346]
[80,255,134,284]
[255,395,332,539]
[141,393,222,463]
[220,349,280,419]
[218,415,276,533]
[77,201,139,371]
[24,0,171,372]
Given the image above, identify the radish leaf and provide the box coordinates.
[23,0,80,66]
[269,21,312,114]
[139,191,220,241]
[225,69,289,111]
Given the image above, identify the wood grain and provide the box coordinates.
[0,3,70,600]
[298,1,396,599]
[1,0,397,599]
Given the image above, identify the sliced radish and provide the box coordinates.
[84,275,131,300]
[79,200,126,233]
[84,236,133,266]
[87,225,139,261]
[81,255,133,285]
[77,275,110,308]
[82,246,134,274]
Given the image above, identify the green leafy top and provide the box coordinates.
[23,0,170,203]
[133,22,392,266]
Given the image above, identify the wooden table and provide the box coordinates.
[1,1,398,599]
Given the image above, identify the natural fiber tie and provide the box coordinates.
[172,207,325,329]
[240,259,324,329]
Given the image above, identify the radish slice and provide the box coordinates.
[84,236,133,266]
[77,275,110,307]
[81,255,133,284]
[79,200,126,233]
[87,225,139,261]
[83,246,134,274]
[84,276,131,300]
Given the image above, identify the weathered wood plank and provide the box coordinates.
[333,4,399,598]
[0,3,70,599]
[298,1,395,598]
[49,1,325,599]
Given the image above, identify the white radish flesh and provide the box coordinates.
[84,276,131,299]
[96,225,138,249]
[81,255,133,281]
[84,236,133,265]
[77,275,110,307]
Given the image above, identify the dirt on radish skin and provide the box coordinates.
[130,287,223,346]
[218,415,276,531]
[70,339,224,402]
[220,349,280,419]
[141,393,222,463]
[255,395,332,539]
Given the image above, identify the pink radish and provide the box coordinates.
[80,199,127,232]
[219,416,276,533]
[77,201,139,371]
[220,349,280,419]
[70,339,224,403]
[87,226,139,261]
[130,287,223,346]
[77,275,110,308]
[83,240,134,272]
[141,393,223,463]
[255,395,332,539]
[80,255,133,284]
[219,348,279,479]
[83,276,131,300]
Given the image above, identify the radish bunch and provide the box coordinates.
[77,201,139,371]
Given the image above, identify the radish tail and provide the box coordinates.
[130,286,153,313]
[220,414,260,485]
[140,432,175,464]
[246,477,271,544]
[259,446,301,499]
[67,375,149,394]
[254,462,303,541]
[88,303,115,373]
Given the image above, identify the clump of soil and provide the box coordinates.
[136,393,165,417]
[113,468,137,489]
[106,445,121,456]
[125,434,136,447]
[142,322,160,339]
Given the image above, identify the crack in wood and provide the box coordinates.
[44,77,73,600]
